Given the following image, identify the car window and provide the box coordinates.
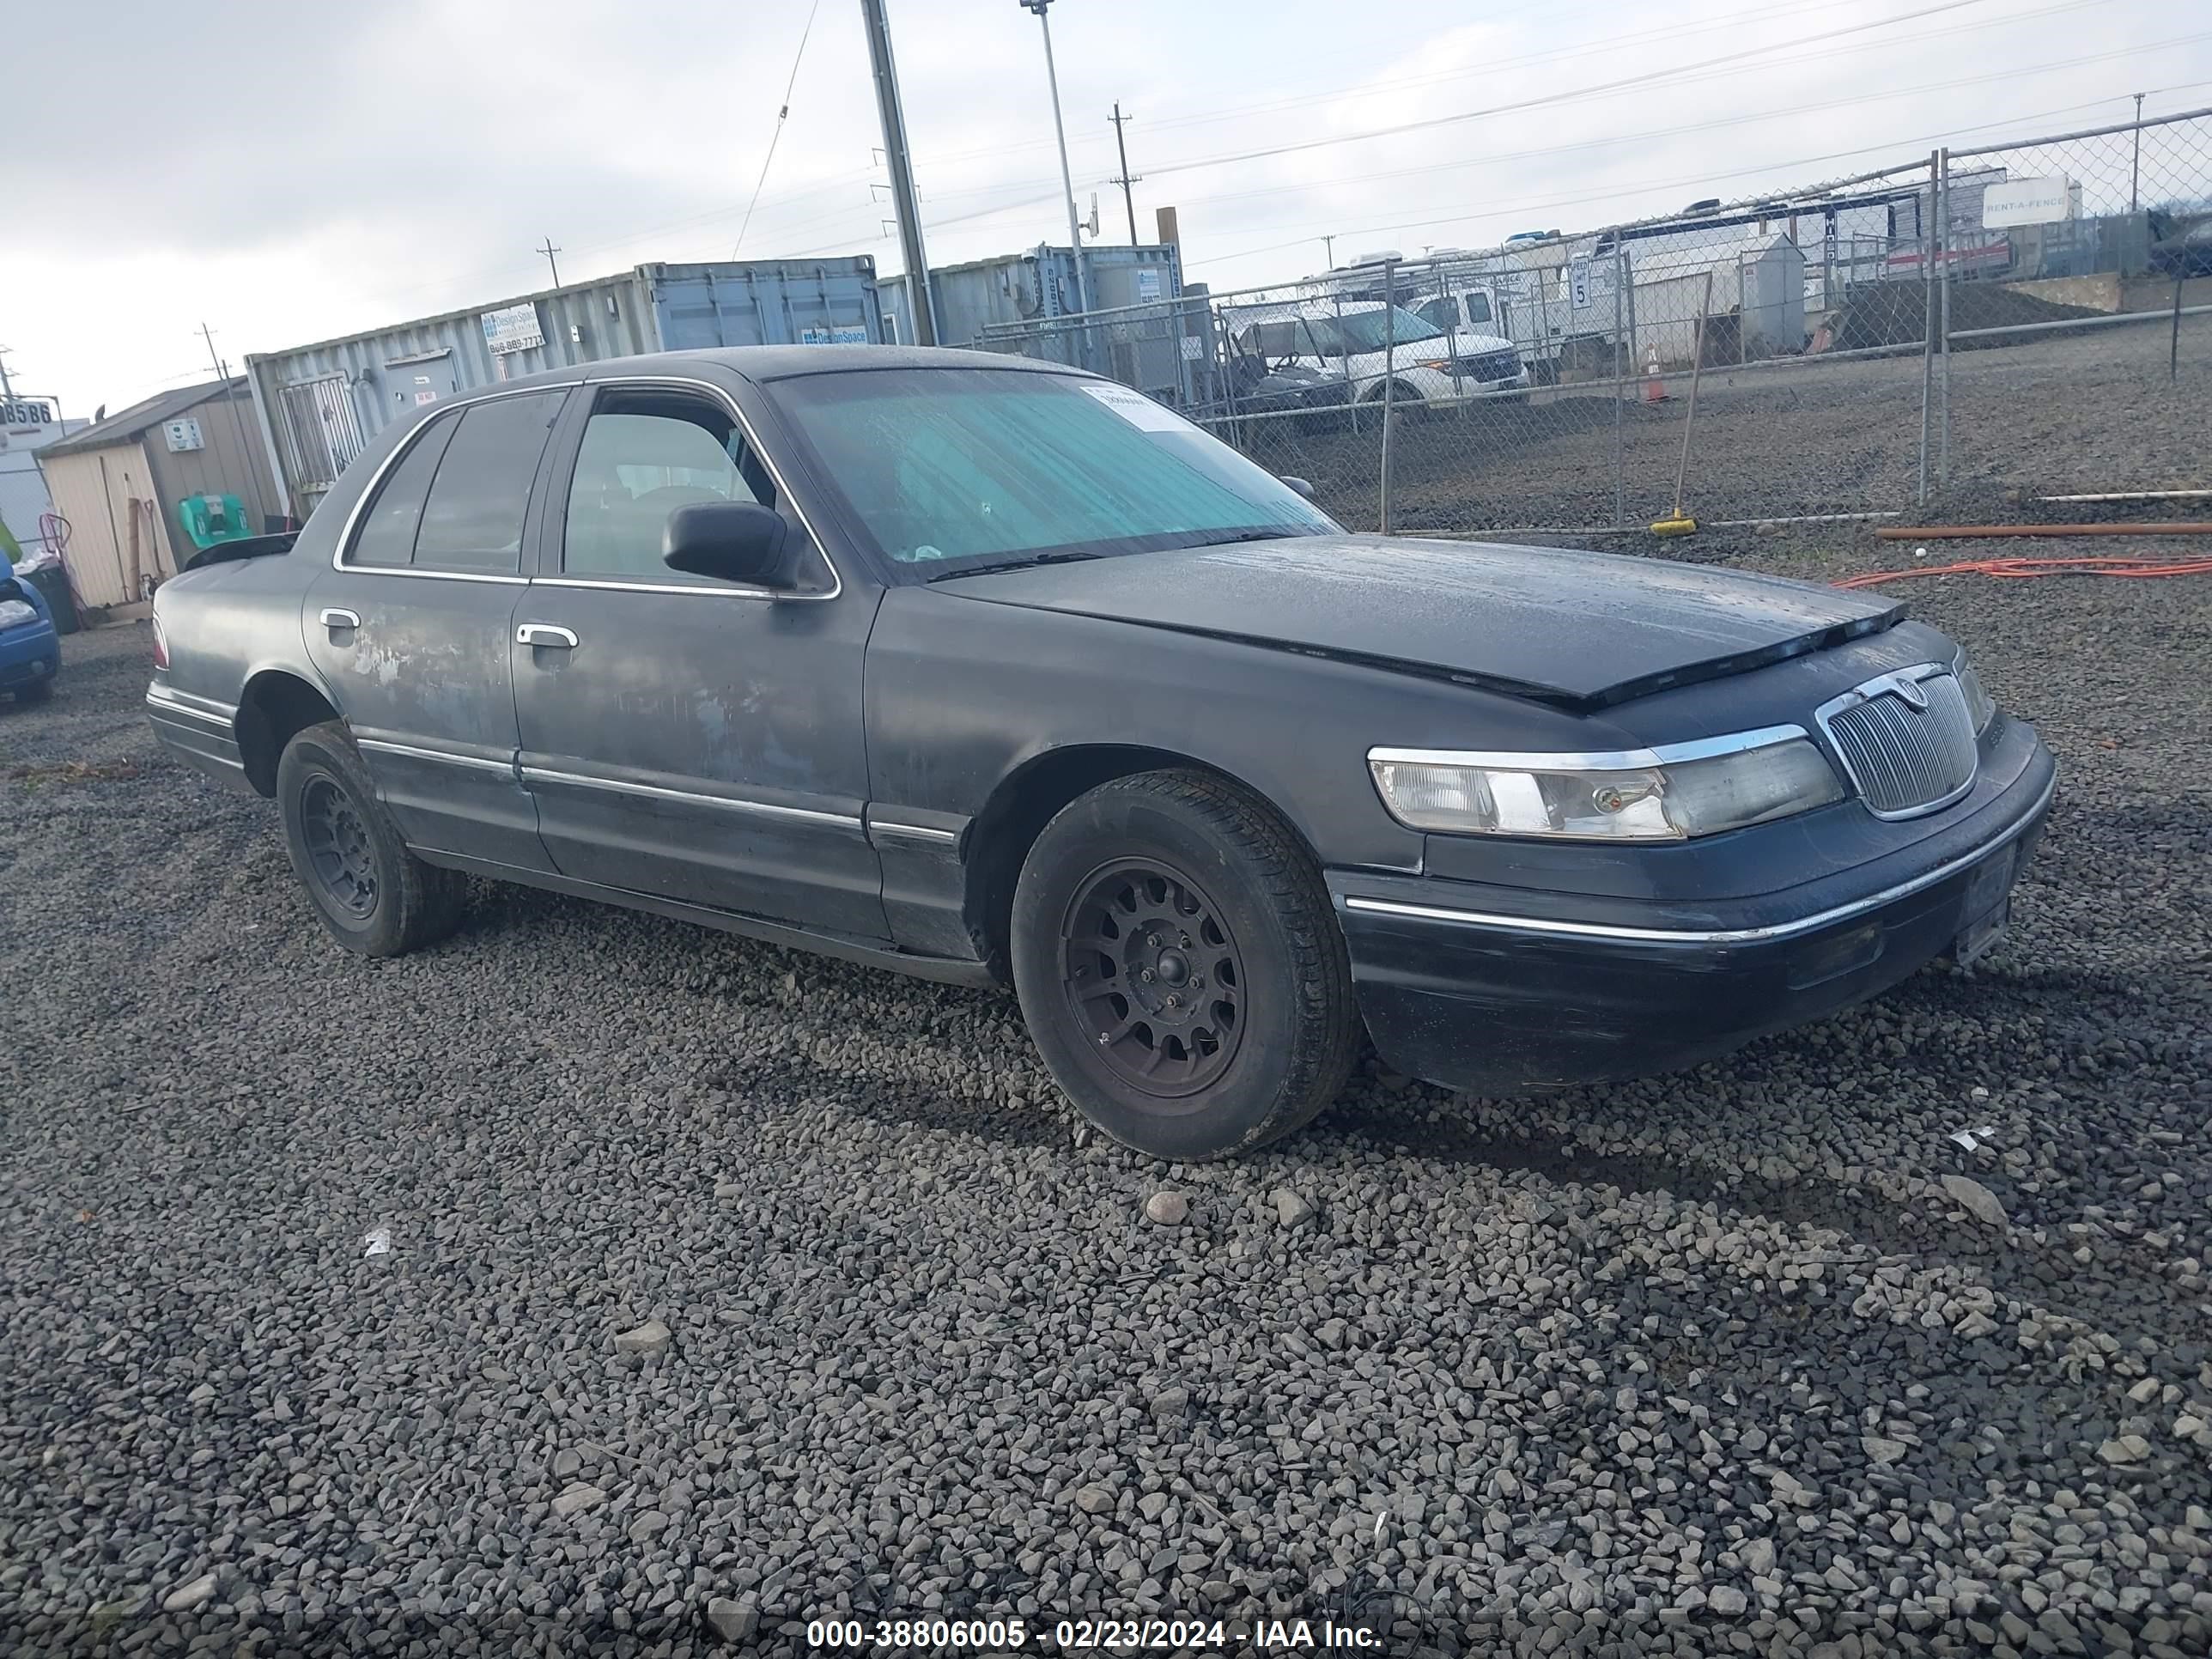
[410,392,565,571]
[1417,296,1461,331]
[348,415,461,567]
[1463,290,1494,325]
[562,395,769,580]
[1244,320,1304,359]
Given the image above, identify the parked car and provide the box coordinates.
[146,347,2056,1160]
[1224,301,1529,413]
[0,552,62,703]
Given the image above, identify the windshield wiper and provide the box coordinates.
[1187,527,1304,548]
[923,550,1106,583]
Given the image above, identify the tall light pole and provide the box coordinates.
[860,0,939,344]
[2130,91,2145,212]
[1019,0,1088,319]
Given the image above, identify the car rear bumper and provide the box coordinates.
[145,684,254,790]
[0,624,61,690]
[1330,732,2057,1095]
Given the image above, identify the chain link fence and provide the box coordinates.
[972,107,2211,535]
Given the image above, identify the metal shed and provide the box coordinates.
[246,258,883,520]
[37,378,279,611]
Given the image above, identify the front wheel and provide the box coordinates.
[276,720,465,957]
[14,678,52,703]
[1010,770,1358,1160]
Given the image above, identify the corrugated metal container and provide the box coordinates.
[249,258,880,517]
[880,244,1183,348]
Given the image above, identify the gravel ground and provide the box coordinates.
[1236,312,2212,534]
[3,538,2209,1659]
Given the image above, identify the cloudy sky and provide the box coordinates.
[5,0,2206,417]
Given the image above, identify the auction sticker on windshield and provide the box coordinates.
[1078,380,1187,431]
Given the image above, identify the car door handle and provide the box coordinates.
[515,623,579,649]
[320,608,361,629]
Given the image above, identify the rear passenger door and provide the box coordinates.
[305,386,570,871]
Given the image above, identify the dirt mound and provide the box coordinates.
[1820,280,2097,352]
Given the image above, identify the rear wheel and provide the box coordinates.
[276,720,465,957]
[1011,770,1358,1159]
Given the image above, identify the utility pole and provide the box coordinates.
[1321,235,1335,269]
[198,325,263,516]
[0,345,15,398]
[1109,101,1140,246]
[1019,0,1088,318]
[2130,92,2145,211]
[536,238,563,287]
[860,0,938,344]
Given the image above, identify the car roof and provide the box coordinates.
[483,343,1087,397]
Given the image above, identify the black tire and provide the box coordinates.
[1010,769,1358,1160]
[14,679,52,703]
[276,720,465,957]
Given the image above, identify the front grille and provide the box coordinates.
[1820,669,1978,817]
[1457,349,1520,383]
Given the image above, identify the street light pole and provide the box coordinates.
[1020,0,1088,319]
[860,0,939,345]
[2130,91,2145,212]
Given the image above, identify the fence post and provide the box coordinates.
[1937,146,1953,490]
[1380,258,1398,534]
[2175,268,2188,382]
[1337,289,1356,437]
[1611,234,1626,529]
[1917,149,1938,507]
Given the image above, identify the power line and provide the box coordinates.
[1185,82,2208,271]
[1164,24,2201,224]
[734,0,825,258]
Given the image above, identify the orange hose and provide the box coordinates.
[1835,554,2212,589]
[1875,522,2212,538]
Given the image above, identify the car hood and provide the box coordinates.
[939,534,1903,709]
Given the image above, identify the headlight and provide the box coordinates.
[1369,730,1844,842]
[1954,653,1996,733]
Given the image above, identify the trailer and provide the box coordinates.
[247,258,883,521]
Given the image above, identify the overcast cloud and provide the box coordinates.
[4,0,2206,416]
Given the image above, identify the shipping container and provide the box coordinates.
[247,258,881,519]
[878,243,1183,349]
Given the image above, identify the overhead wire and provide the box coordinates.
[733,0,824,258]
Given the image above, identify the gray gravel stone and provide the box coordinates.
[705,1594,759,1643]
[161,1572,216,1613]
[1143,1190,1188,1225]
[1269,1188,1315,1227]
[612,1318,671,1356]
[1941,1173,2010,1229]
[550,1483,605,1517]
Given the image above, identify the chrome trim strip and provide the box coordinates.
[532,576,787,600]
[869,819,961,845]
[519,764,860,829]
[1340,770,2054,947]
[556,374,844,603]
[330,380,582,576]
[1369,725,1811,774]
[144,688,236,727]
[356,738,517,776]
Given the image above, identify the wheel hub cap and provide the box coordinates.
[1060,859,1245,1098]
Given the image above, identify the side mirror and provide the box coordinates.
[1279,476,1316,501]
[663,501,793,587]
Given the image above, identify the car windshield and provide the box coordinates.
[1311,306,1446,355]
[768,368,1338,576]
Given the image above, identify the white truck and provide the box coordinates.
[1220,297,1528,414]
[1328,238,1627,384]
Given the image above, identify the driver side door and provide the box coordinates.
[509,379,888,940]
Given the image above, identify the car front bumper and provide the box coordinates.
[1330,725,2057,1096]
[0,623,61,691]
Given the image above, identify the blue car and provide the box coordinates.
[0,553,63,704]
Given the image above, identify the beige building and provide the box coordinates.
[37,378,280,611]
